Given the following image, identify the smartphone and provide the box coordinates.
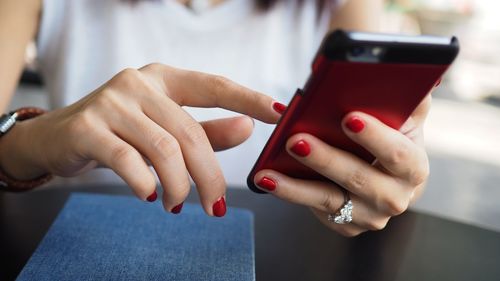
[247,29,459,193]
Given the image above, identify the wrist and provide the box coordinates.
[0,115,49,181]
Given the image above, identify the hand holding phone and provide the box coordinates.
[247,30,459,236]
[248,30,459,192]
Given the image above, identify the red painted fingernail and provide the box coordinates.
[212,197,226,217]
[171,203,184,214]
[146,191,157,202]
[257,177,276,191]
[346,116,365,133]
[435,78,442,87]
[272,102,287,114]
[290,140,311,157]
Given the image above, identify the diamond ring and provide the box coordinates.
[327,190,353,224]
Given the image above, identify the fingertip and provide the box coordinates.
[285,133,316,159]
[272,101,287,115]
[259,100,284,124]
[203,116,254,151]
[146,191,158,202]
[226,115,254,142]
[285,133,311,149]
[342,112,367,134]
[129,170,158,202]
[212,196,227,217]
[254,170,281,193]
[238,115,255,134]
[236,115,255,130]
[160,182,190,213]
[256,177,277,192]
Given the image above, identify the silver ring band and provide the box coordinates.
[327,189,353,224]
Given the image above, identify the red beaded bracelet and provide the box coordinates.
[0,107,53,191]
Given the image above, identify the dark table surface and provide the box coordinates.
[1,184,500,281]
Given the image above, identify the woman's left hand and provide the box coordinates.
[253,96,431,236]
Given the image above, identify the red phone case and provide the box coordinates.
[247,31,458,193]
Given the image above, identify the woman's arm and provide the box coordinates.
[0,0,44,185]
[329,0,385,31]
[0,0,41,111]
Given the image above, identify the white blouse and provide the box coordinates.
[38,0,343,187]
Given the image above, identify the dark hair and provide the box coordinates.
[256,0,328,11]
[124,0,329,12]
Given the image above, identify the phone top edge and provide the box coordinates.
[348,32,453,45]
[320,30,460,65]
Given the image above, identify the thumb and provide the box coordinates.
[200,116,254,151]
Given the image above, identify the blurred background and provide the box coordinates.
[381,0,500,232]
[10,0,500,231]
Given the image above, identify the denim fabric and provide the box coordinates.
[17,193,255,281]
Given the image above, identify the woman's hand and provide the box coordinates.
[253,96,431,236]
[1,63,281,216]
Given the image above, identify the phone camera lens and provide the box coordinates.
[350,47,365,57]
[371,47,384,57]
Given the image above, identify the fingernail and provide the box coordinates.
[146,191,157,202]
[290,140,311,157]
[435,78,442,87]
[212,197,226,217]
[272,102,287,114]
[171,203,184,214]
[257,177,277,191]
[345,116,365,133]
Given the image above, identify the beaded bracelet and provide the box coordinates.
[0,107,53,191]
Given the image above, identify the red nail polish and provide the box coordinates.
[146,191,157,202]
[212,197,226,217]
[290,140,311,157]
[257,177,277,191]
[346,116,365,133]
[435,78,442,87]
[171,203,184,214]
[272,102,287,114]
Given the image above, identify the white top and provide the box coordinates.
[37,0,343,187]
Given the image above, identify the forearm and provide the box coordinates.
[329,0,385,32]
[0,0,41,111]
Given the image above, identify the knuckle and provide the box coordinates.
[109,145,137,169]
[67,111,95,137]
[366,218,390,231]
[210,75,231,91]
[180,121,206,145]
[387,144,411,166]
[208,75,232,102]
[118,68,141,79]
[143,63,165,72]
[410,168,429,187]
[93,89,119,109]
[385,197,409,216]
[338,228,364,238]
[112,68,142,89]
[320,190,338,212]
[409,157,430,186]
[347,168,368,192]
[150,133,180,161]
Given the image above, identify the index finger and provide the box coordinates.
[139,63,282,124]
[342,111,429,185]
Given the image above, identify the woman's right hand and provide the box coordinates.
[1,64,281,216]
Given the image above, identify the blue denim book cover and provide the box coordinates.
[17,193,255,281]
